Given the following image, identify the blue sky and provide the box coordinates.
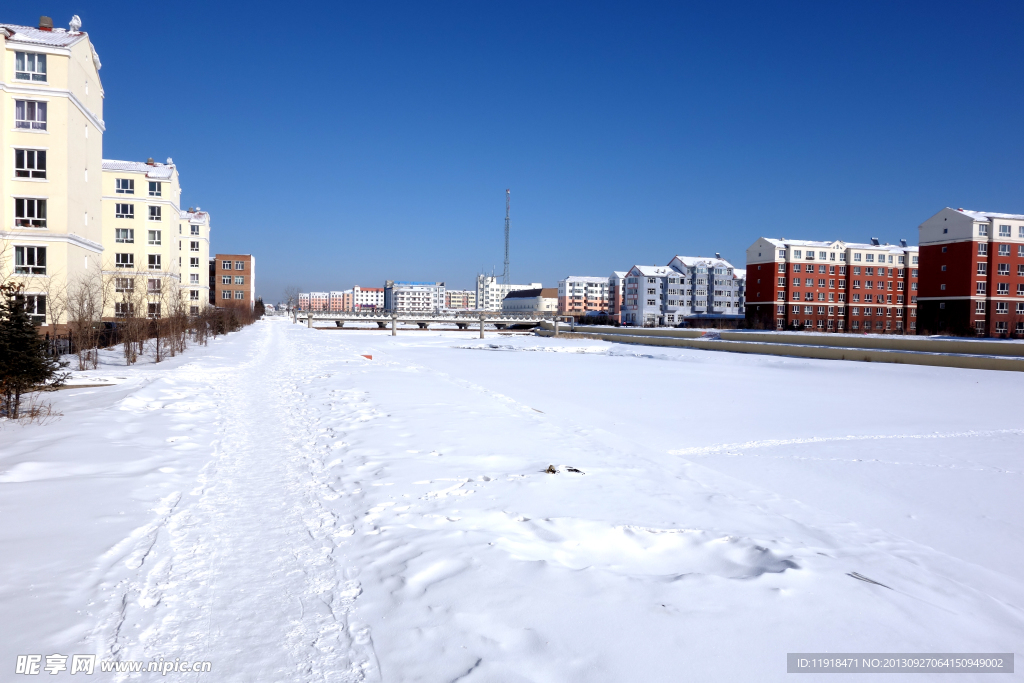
[18,1,1024,299]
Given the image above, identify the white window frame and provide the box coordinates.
[115,203,135,219]
[115,228,134,243]
[148,230,162,246]
[115,178,135,194]
[15,198,46,227]
[148,205,162,221]
[14,149,46,179]
[115,253,134,269]
[14,100,47,130]
[14,245,46,274]
[148,254,162,270]
[148,181,162,197]
[15,52,47,82]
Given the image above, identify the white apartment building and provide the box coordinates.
[384,281,445,312]
[446,289,477,310]
[620,256,745,326]
[476,274,541,311]
[502,288,557,313]
[353,285,384,310]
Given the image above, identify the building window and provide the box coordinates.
[976,301,986,313]
[115,302,134,318]
[190,257,199,268]
[15,198,46,228]
[222,290,232,299]
[115,228,134,243]
[115,278,134,292]
[14,246,46,274]
[978,224,989,236]
[234,261,244,270]
[115,178,135,194]
[115,253,134,269]
[189,290,199,301]
[235,291,244,300]
[147,278,161,294]
[190,225,200,236]
[996,282,1009,294]
[14,149,46,178]
[148,254,161,270]
[14,100,46,130]
[190,241,199,252]
[997,263,1009,275]
[148,205,162,221]
[978,243,988,256]
[189,273,199,284]
[148,230,161,245]
[148,181,161,197]
[976,282,986,294]
[234,276,244,285]
[995,301,1008,313]
[221,275,231,285]
[15,52,47,81]
[147,303,161,319]
[221,260,232,270]
[115,203,134,219]
[190,305,199,315]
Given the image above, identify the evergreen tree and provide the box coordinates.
[0,284,69,419]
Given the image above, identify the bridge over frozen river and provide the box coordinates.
[293,310,575,337]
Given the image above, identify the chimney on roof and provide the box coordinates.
[39,16,53,30]
[900,239,907,247]
[146,157,155,165]
[870,237,879,246]
[715,252,721,259]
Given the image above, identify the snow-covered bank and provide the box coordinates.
[1,319,1021,681]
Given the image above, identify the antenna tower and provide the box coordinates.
[502,189,510,285]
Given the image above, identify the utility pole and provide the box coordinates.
[502,189,510,285]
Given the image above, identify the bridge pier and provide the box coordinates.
[553,319,559,336]
[376,321,387,329]
[479,316,485,339]
[335,320,345,328]
[392,316,397,336]
[307,315,312,329]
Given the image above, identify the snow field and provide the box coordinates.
[1,319,1022,681]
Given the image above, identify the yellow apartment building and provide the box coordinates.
[1,16,105,325]
[100,159,212,317]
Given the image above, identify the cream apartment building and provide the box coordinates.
[1,17,105,326]
[100,159,211,317]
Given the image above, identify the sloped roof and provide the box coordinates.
[103,159,175,179]
[561,276,609,284]
[1,23,87,48]
[628,265,673,276]
[505,288,557,299]
[670,255,736,270]
[732,268,746,280]
[952,208,1024,222]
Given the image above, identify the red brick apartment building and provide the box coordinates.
[745,238,919,333]
[917,208,1024,337]
[211,254,256,310]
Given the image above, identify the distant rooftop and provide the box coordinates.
[1,22,88,48]
[103,159,175,179]
[951,208,1024,222]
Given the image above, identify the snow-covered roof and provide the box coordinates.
[180,209,210,225]
[732,268,746,280]
[629,265,674,276]
[670,255,736,270]
[612,271,627,278]
[0,23,88,48]
[103,159,175,179]
[561,276,609,284]
[761,237,916,252]
[950,208,1024,222]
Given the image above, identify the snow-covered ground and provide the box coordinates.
[1,319,1021,681]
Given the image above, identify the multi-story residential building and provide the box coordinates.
[101,160,211,317]
[384,281,445,312]
[181,208,211,313]
[353,285,384,310]
[502,288,557,313]
[621,265,675,326]
[475,274,541,311]
[212,254,256,311]
[2,17,105,327]
[298,293,310,310]
[620,256,745,327]
[917,208,1024,337]
[328,291,349,312]
[558,276,610,315]
[609,271,627,322]
[666,255,745,319]
[446,289,477,310]
[745,238,919,333]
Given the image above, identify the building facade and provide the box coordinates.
[558,276,610,315]
[2,17,104,327]
[353,285,384,310]
[328,291,349,312]
[620,256,744,327]
[917,208,1024,337]
[609,271,627,322]
[745,238,919,333]
[298,293,309,310]
[445,289,476,310]
[212,254,256,311]
[475,274,541,311]
[502,288,557,313]
[384,281,445,312]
